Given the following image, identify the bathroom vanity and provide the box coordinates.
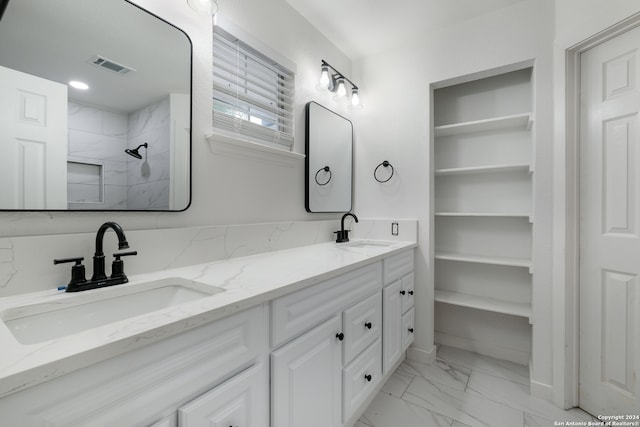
[0,238,415,427]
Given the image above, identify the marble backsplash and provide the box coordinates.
[0,219,417,298]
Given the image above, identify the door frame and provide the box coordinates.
[563,12,640,408]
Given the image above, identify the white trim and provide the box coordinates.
[530,378,554,401]
[407,344,436,365]
[206,132,305,167]
[559,11,640,410]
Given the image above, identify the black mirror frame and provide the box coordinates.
[0,0,193,212]
[304,101,354,213]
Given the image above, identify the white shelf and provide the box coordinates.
[434,163,531,176]
[435,252,532,272]
[434,113,532,137]
[435,212,531,220]
[434,290,531,321]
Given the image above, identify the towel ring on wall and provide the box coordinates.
[374,161,394,183]
[315,166,332,186]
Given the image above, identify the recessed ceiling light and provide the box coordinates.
[69,80,89,90]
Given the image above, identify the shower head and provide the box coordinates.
[125,143,148,160]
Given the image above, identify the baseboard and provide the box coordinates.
[407,344,436,364]
[530,378,553,401]
[435,331,529,366]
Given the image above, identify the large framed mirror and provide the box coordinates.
[0,0,191,211]
[305,102,353,213]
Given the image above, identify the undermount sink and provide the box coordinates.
[344,240,395,249]
[1,278,225,345]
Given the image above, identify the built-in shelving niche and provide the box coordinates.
[432,65,534,368]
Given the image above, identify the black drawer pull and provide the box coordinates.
[336,332,345,341]
[364,322,372,329]
[400,290,406,295]
[364,374,372,382]
[408,290,414,295]
[408,328,414,333]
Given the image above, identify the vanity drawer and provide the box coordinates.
[402,307,415,352]
[383,250,414,285]
[343,292,382,364]
[271,262,382,348]
[342,339,382,423]
[401,272,415,314]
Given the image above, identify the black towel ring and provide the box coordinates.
[315,166,332,186]
[374,161,394,183]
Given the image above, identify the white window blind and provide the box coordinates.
[213,26,295,150]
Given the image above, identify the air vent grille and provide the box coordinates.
[89,55,135,75]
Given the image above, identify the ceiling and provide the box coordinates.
[286,0,526,59]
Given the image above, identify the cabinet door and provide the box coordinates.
[179,361,269,427]
[383,280,402,374]
[401,272,415,314]
[272,315,342,427]
[402,307,415,352]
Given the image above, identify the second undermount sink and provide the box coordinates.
[1,277,225,345]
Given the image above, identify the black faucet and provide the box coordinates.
[335,212,358,243]
[92,222,129,282]
[54,222,137,292]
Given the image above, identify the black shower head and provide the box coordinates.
[125,143,148,160]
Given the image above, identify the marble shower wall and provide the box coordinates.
[67,101,128,209]
[127,97,171,210]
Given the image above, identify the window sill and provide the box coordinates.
[206,132,305,167]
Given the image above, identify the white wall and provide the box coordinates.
[352,0,556,393]
[552,0,640,408]
[0,0,351,237]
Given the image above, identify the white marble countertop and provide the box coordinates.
[0,239,415,398]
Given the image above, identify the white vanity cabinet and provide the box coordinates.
[0,305,269,427]
[382,250,415,375]
[271,262,383,427]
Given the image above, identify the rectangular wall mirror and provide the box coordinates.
[0,0,192,211]
[305,102,353,213]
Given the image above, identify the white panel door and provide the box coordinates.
[271,314,342,427]
[580,25,640,415]
[0,66,67,209]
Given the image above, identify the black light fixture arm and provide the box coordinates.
[321,59,359,90]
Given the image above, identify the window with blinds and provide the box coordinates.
[213,26,295,150]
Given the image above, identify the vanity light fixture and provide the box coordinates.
[318,59,361,106]
[69,80,89,90]
[319,64,331,89]
[336,78,347,97]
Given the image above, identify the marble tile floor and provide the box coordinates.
[357,346,595,427]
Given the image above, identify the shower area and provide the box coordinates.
[66,96,177,210]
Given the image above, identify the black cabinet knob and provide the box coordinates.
[400,290,406,295]
[408,328,414,333]
[408,290,414,295]
[364,322,372,329]
[364,374,372,382]
[336,332,345,341]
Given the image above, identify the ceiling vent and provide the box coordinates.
[89,55,136,75]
